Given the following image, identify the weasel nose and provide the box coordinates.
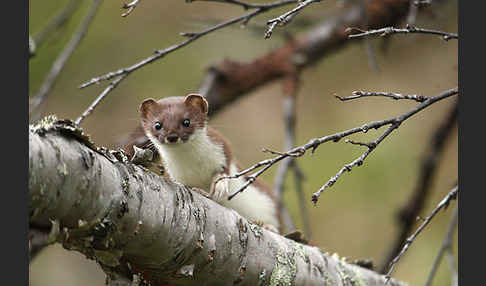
[166,135,179,143]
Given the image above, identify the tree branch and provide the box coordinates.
[424,205,458,286]
[32,0,82,48]
[384,185,458,282]
[79,0,298,89]
[347,24,458,40]
[379,101,458,273]
[272,77,311,237]
[199,0,412,115]
[121,0,140,17]
[219,88,457,203]
[265,0,322,39]
[29,0,103,122]
[337,91,429,102]
[120,0,413,156]
[29,116,406,286]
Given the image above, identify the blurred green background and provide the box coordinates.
[29,0,458,285]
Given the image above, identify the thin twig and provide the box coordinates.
[273,158,297,232]
[75,74,127,125]
[265,0,322,39]
[384,185,458,283]
[347,24,458,41]
[380,101,458,273]
[344,139,374,148]
[121,0,140,17]
[273,89,311,236]
[291,160,310,236]
[311,121,390,204]
[312,88,457,203]
[194,0,298,9]
[222,87,457,202]
[80,0,297,89]
[424,205,458,286]
[414,0,432,7]
[336,91,429,102]
[29,0,103,122]
[32,0,82,48]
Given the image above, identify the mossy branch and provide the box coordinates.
[29,116,406,286]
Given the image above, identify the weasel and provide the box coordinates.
[139,94,281,233]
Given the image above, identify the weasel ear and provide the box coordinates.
[139,98,157,117]
[184,94,208,114]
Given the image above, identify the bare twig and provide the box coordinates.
[264,21,279,39]
[222,87,457,202]
[29,0,103,122]
[347,24,458,40]
[358,0,380,72]
[273,84,311,236]
[344,139,374,148]
[336,91,428,102]
[32,0,82,48]
[380,101,458,273]
[424,205,458,286]
[265,0,322,39]
[121,0,140,17]
[75,74,127,125]
[120,0,415,152]
[311,88,456,203]
[77,1,301,122]
[194,0,299,9]
[80,0,297,89]
[414,0,432,7]
[384,185,458,282]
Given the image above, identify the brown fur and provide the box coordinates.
[140,96,208,144]
[139,94,282,232]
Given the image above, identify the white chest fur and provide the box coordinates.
[148,128,226,191]
[219,164,280,230]
[147,128,279,230]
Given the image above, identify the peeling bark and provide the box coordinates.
[29,117,406,286]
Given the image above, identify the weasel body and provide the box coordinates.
[139,94,280,232]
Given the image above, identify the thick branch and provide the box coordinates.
[29,117,405,286]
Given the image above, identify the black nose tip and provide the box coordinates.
[167,135,179,143]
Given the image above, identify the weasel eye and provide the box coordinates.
[154,122,162,130]
[182,119,190,127]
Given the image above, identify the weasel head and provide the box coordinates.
[140,94,209,145]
